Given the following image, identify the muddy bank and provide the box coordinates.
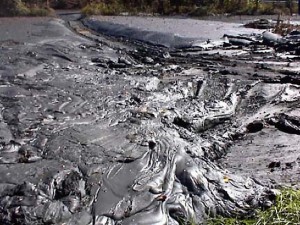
[0,14,299,225]
[83,16,262,48]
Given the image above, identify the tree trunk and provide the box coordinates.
[158,0,165,14]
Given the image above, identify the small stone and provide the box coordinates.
[268,161,281,169]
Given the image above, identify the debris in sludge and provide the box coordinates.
[244,19,276,29]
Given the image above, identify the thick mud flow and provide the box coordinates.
[0,15,299,224]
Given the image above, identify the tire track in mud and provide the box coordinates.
[0,14,299,225]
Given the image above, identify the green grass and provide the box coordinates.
[206,189,300,225]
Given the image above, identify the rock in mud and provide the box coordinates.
[267,114,300,135]
[247,121,264,133]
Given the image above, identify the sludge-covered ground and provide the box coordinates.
[0,14,299,224]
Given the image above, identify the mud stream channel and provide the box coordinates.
[0,13,299,224]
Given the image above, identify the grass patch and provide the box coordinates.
[207,189,300,225]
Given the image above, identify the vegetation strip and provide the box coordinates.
[207,189,300,225]
[0,0,299,17]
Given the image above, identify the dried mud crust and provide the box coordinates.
[0,15,299,225]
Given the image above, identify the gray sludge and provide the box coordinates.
[1,16,300,225]
[82,19,195,48]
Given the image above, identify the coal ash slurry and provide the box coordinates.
[0,14,300,225]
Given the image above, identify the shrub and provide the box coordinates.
[50,0,88,9]
[0,0,26,16]
[16,0,31,16]
[0,0,52,17]
[82,2,124,16]
[52,0,68,9]
[190,0,297,16]
[29,7,52,16]
[190,6,211,17]
[79,0,297,16]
